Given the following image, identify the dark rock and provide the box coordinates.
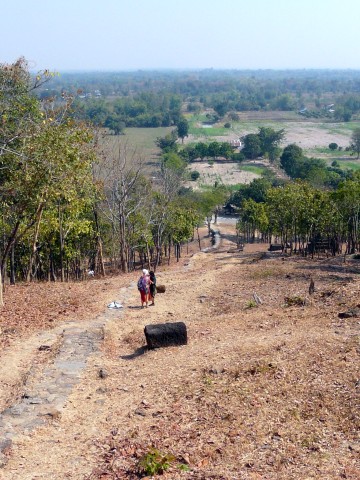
[39,345,51,351]
[144,322,187,349]
[0,438,12,454]
[338,308,360,319]
[98,368,108,379]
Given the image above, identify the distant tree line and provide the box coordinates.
[72,92,182,132]
[36,69,360,123]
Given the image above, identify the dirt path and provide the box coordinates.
[1,222,360,479]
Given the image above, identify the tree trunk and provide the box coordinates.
[26,204,44,282]
[0,269,3,307]
[10,244,16,285]
[197,226,201,250]
[57,202,65,282]
[93,207,106,276]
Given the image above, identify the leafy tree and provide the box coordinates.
[280,144,304,177]
[155,130,178,152]
[194,142,208,161]
[176,117,189,143]
[351,128,360,158]
[207,141,222,160]
[329,142,338,151]
[242,134,262,159]
[0,59,96,282]
[213,101,228,117]
[258,127,285,162]
[104,115,125,135]
[237,199,268,241]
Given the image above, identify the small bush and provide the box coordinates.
[190,170,200,181]
[329,142,338,151]
[224,122,231,128]
[245,299,257,309]
[284,295,306,307]
[138,447,175,476]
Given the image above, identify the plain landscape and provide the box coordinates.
[1,65,360,479]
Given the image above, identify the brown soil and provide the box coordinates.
[0,224,360,479]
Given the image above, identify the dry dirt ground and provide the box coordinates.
[0,223,360,479]
[187,163,260,188]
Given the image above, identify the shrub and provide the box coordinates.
[329,143,338,150]
[190,170,200,181]
[224,122,231,128]
[138,448,175,476]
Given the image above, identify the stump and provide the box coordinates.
[144,322,187,349]
[156,284,166,293]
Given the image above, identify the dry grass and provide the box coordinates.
[1,230,360,479]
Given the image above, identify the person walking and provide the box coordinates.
[149,270,157,305]
[137,269,150,308]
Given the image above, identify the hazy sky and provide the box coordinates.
[2,0,359,71]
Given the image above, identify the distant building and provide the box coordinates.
[228,139,242,148]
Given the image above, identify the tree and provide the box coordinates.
[104,115,125,135]
[258,127,285,162]
[155,130,178,152]
[100,143,151,273]
[176,117,189,143]
[0,59,96,283]
[280,144,304,178]
[194,142,208,161]
[213,101,228,117]
[207,141,222,160]
[242,134,262,160]
[329,142,338,151]
[351,128,360,159]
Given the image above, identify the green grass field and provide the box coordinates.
[238,165,267,175]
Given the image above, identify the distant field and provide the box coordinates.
[185,112,360,155]
[336,159,360,170]
[98,114,360,182]
[98,127,173,174]
[187,161,261,188]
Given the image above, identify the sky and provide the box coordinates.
[1,0,360,72]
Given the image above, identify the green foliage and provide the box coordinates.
[190,170,200,181]
[176,116,189,142]
[75,92,182,128]
[241,127,284,162]
[351,128,360,158]
[245,299,258,309]
[284,296,306,307]
[242,133,262,159]
[329,142,338,151]
[155,130,178,152]
[138,447,175,476]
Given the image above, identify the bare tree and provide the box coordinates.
[96,141,151,273]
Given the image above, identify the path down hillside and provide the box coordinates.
[0,222,360,479]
